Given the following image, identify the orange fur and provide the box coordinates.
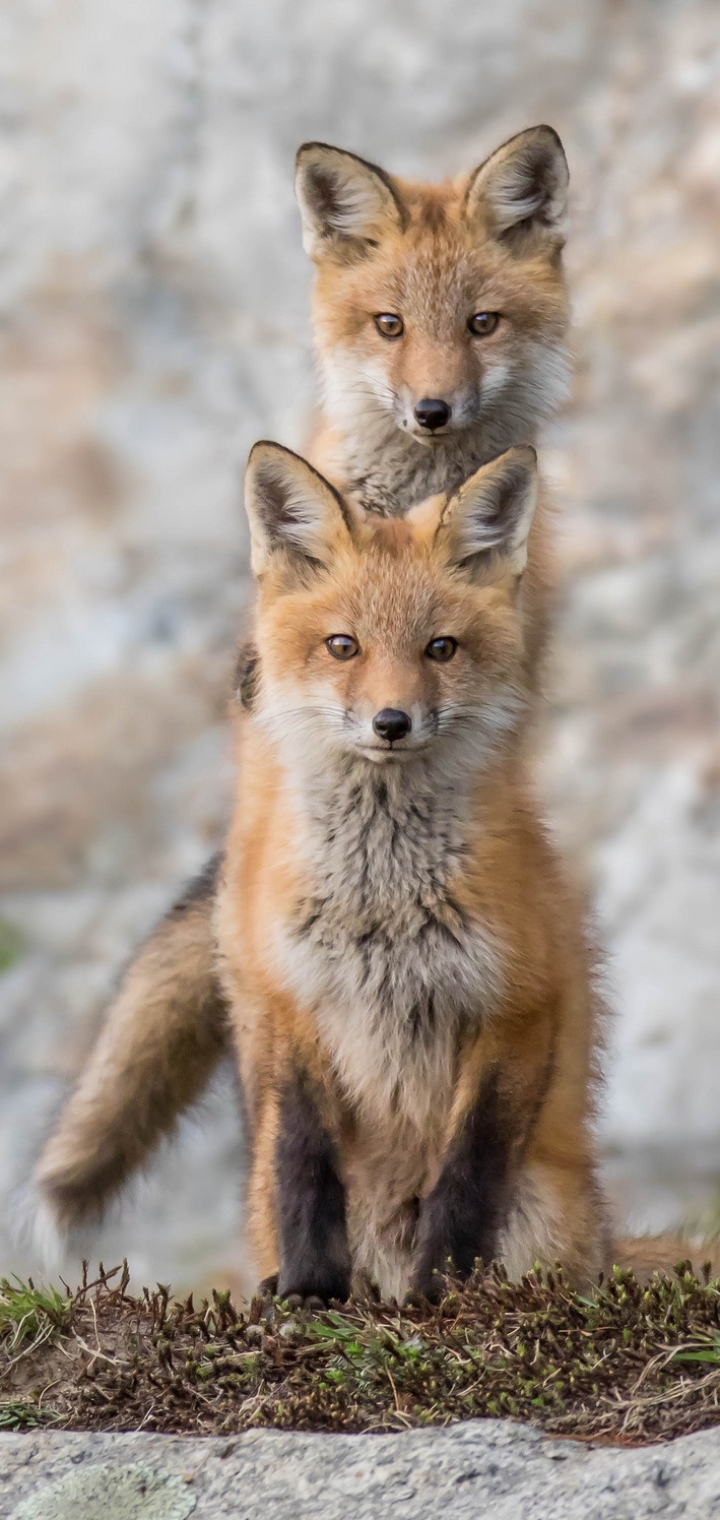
[34,127,571,1236]
[302,127,571,685]
[613,1235,720,1282]
[215,442,610,1299]
[32,130,712,1299]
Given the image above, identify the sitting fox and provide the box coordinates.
[35,124,573,1238]
[216,441,609,1298]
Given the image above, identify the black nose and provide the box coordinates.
[372,708,412,744]
[414,397,451,431]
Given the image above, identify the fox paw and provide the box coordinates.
[257,1273,279,1299]
[276,1271,349,1311]
[283,1292,329,1314]
[255,1275,341,1313]
[406,1270,447,1307]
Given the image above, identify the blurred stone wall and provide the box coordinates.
[1,0,719,1293]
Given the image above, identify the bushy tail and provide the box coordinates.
[612,1233,720,1281]
[34,854,229,1236]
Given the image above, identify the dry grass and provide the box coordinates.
[3,1260,720,1444]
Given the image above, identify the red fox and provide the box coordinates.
[215,441,609,1297]
[35,126,574,1240]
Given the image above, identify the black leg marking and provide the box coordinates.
[412,1067,511,1298]
[275,1070,351,1303]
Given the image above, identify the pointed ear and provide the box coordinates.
[464,126,568,244]
[295,142,406,260]
[245,442,353,581]
[439,447,538,577]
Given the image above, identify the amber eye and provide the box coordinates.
[467,312,500,337]
[325,634,360,661]
[374,313,404,339]
[425,636,458,663]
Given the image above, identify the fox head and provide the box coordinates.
[243,441,538,778]
[295,127,569,464]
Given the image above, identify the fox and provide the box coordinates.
[215,440,609,1299]
[34,124,574,1241]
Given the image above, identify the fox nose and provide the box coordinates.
[414,397,451,431]
[372,708,412,744]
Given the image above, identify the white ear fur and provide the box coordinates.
[295,142,404,259]
[245,442,352,577]
[442,447,538,575]
[464,125,568,238]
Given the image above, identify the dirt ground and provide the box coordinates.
[5,1264,720,1447]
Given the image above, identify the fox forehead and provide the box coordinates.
[258,522,499,653]
[314,177,566,340]
[335,539,448,644]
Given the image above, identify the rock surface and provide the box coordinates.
[1,0,720,1295]
[2,1423,720,1519]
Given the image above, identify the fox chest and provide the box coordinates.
[270,787,503,1126]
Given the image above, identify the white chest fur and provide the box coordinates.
[271,762,504,1131]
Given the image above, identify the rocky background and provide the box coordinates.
[0,0,719,1296]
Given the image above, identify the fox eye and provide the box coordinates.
[374,313,404,339]
[468,312,500,337]
[425,636,458,663]
[326,634,360,661]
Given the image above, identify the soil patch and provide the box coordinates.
[3,1261,720,1445]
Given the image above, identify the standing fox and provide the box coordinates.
[35,125,573,1239]
[217,441,607,1298]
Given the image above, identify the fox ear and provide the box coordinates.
[245,442,352,580]
[440,447,538,577]
[464,126,568,243]
[295,143,405,260]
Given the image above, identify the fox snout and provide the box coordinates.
[399,381,484,441]
[413,397,452,433]
[352,699,429,762]
[372,708,412,744]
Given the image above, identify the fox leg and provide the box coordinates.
[34,854,228,1232]
[411,1065,513,1297]
[500,1152,609,1287]
[271,1068,351,1303]
[411,1011,571,1297]
[411,1098,606,1296]
[411,1008,606,1298]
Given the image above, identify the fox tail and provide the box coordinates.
[612,1232,720,1281]
[32,855,229,1244]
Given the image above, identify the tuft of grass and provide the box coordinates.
[0,1278,70,1353]
[0,1280,71,1432]
[0,1400,58,1431]
[3,1261,720,1445]
[671,1333,720,1366]
[0,919,23,974]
